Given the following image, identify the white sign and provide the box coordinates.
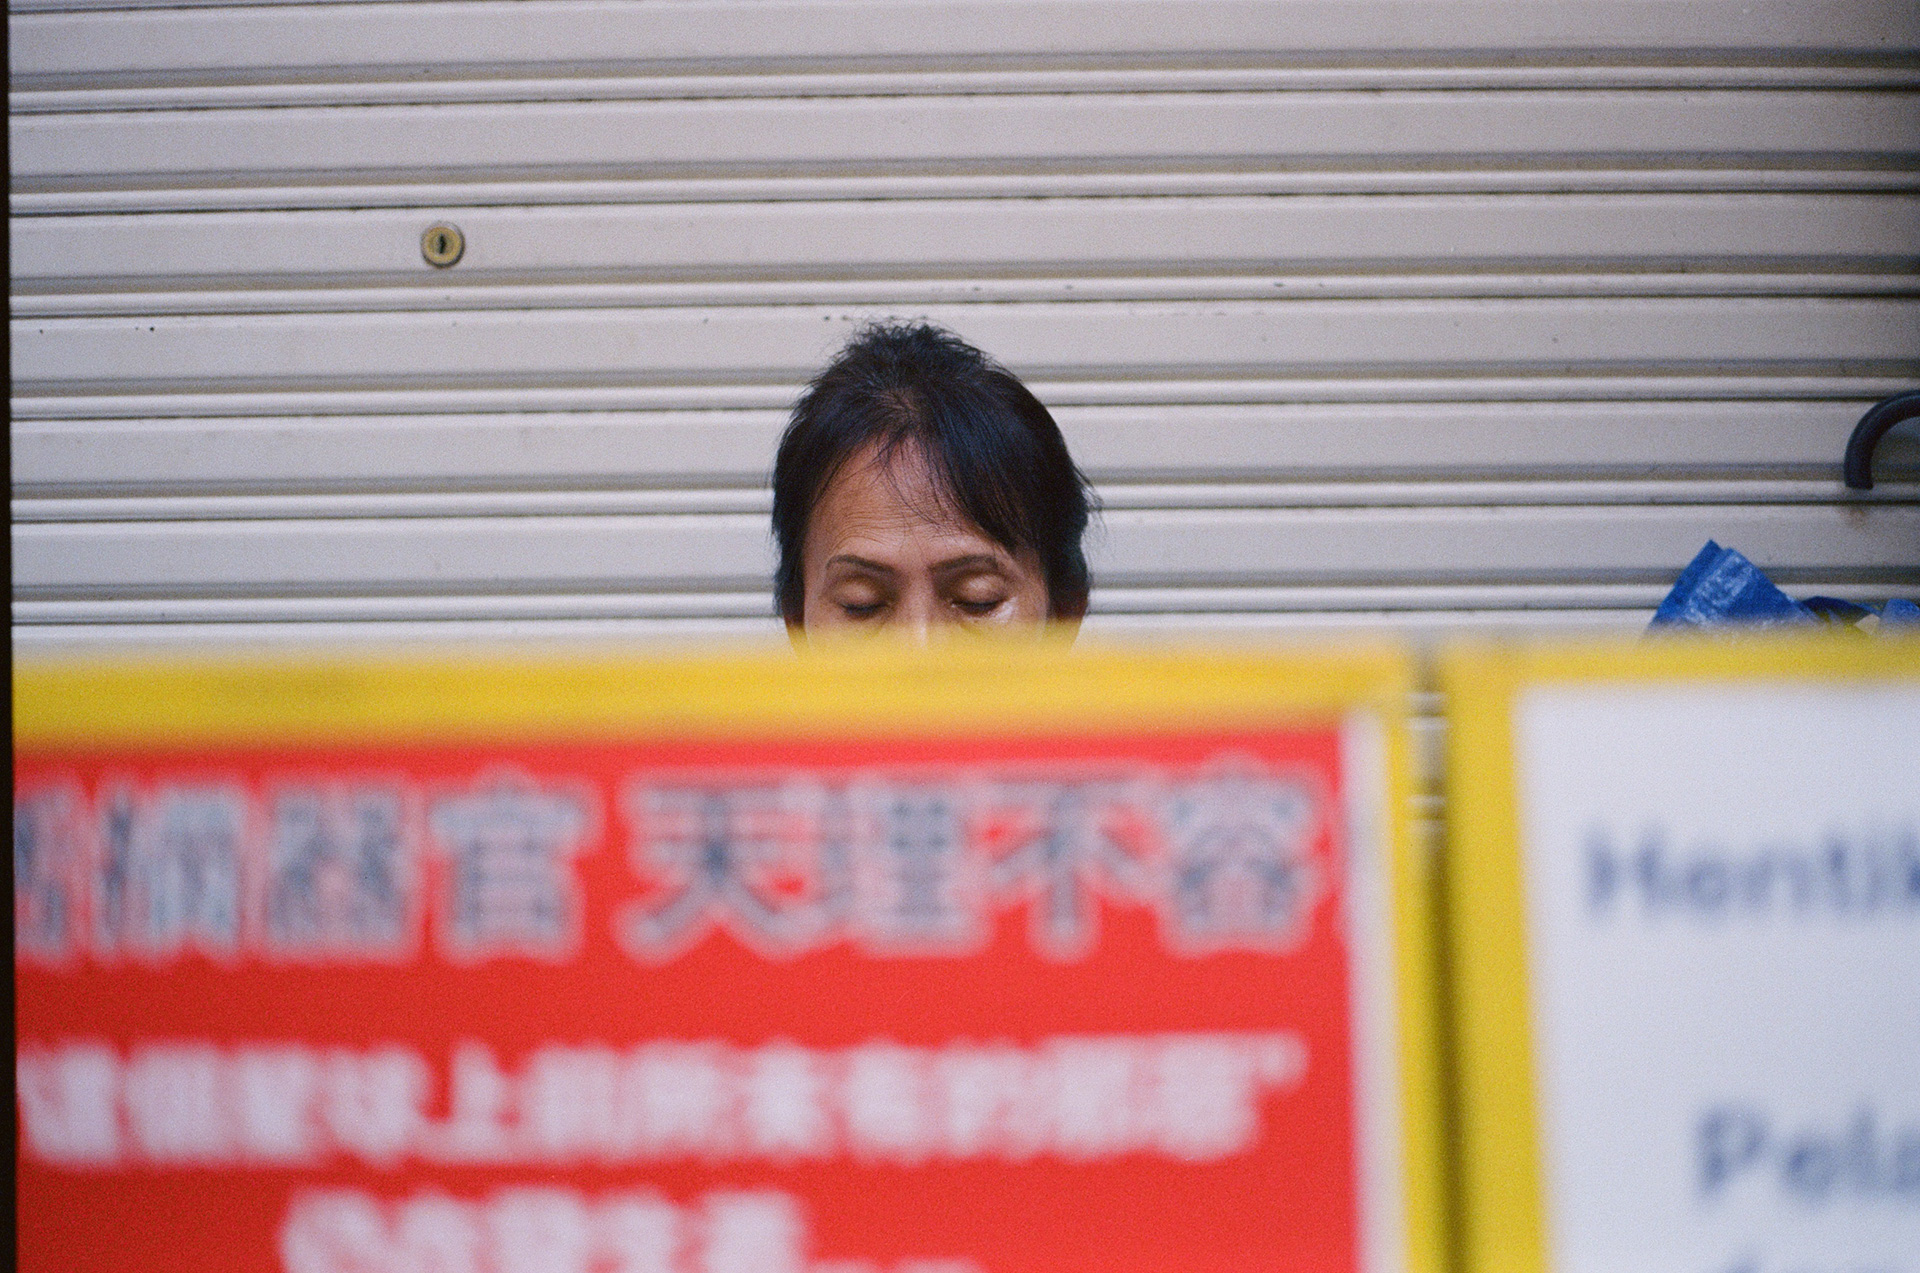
[1516,684,1920,1273]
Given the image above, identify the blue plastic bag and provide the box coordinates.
[1650,541,1918,632]
[1650,541,1814,629]
[1882,598,1920,628]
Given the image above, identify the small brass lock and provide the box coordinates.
[421,222,465,268]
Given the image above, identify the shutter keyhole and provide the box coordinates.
[421,222,465,268]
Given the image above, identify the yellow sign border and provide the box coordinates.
[1439,633,1920,1273]
[15,638,1445,1273]
[18,638,1408,747]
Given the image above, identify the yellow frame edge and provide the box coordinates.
[1382,670,1450,1273]
[17,639,1403,748]
[1439,632,1920,1273]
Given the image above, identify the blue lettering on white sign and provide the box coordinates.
[1699,1104,1920,1206]
[1587,824,1920,923]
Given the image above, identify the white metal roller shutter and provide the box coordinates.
[11,0,1920,649]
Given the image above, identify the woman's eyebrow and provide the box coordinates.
[930,553,1006,576]
[823,553,897,577]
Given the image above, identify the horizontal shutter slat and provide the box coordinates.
[16,93,1920,188]
[16,299,1918,394]
[13,0,1919,80]
[17,504,1915,595]
[15,195,1919,286]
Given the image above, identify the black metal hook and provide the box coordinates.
[1843,390,1920,490]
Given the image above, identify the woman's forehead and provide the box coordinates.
[804,442,1039,574]
[813,442,973,537]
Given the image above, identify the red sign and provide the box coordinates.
[18,677,1398,1272]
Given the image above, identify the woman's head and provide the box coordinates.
[773,322,1093,641]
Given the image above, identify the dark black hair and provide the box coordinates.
[772,321,1094,626]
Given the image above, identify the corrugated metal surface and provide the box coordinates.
[12,0,1920,648]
